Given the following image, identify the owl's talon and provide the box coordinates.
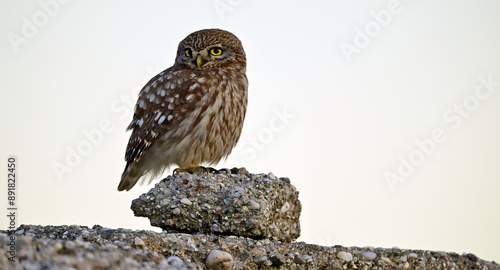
[174,166,216,174]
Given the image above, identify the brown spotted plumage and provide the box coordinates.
[118,29,248,191]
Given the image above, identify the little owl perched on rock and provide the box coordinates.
[118,29,248,191]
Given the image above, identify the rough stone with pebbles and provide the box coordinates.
[131,169,301,242]
[3,225,499,270]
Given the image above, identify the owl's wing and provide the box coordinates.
[125,113,163,163]
[125,74,170,164]
[123,67,198,165]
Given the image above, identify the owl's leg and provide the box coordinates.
[173,166,217,174]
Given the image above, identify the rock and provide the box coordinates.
[134,237,145,248]
[337,251,353,262]
[101,229,114,238]
[269,254,285,266]
[166,255,184,266]
[206,250,233,270]
[248,200,260,210]
[294,255,306,264]
[180,198,193,206]
[362,251,377,260]
[1,225,499,270]
[254,256,267,265]
[465,252,479,262]
[131,169,301,242]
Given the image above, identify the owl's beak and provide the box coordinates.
[196,55,205,68]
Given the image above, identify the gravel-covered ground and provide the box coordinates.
[2,171,498,269]
[1,224,498,269]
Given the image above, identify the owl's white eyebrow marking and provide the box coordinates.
[158,115,166,124]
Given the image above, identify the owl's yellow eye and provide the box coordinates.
[185,48,192,57]
[210,47,223,56]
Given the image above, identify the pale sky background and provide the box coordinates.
[1,0,500,262]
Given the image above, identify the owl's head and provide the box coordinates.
[175,29,246,73]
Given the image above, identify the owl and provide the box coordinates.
[118,29,248,191]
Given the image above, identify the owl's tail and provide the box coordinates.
[118,163,141,191]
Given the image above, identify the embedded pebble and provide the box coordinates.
[249,200,260,210]
[206,250,233,270]
[303,254,313,262]
[337,251,353,262]
[270,254,285,266]
[160,199,170,206]
[172,208,181,215]
[254,256,267,265]
[134,237,145,247]
[381,256,392,263]
[180,198,192,206]
[279,177,291,183]
[166,256,184,266]
[362,251,377,260]
[280,202,291,213]
[294,255,306,264]
[267,172,277,180]
[52,242,62,252]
